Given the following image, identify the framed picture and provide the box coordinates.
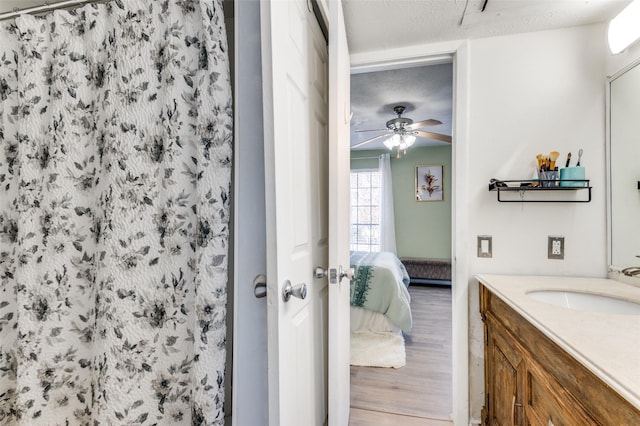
[416,165,444,201]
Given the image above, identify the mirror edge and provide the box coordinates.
[606,58,640,285]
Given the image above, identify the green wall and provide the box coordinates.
[351,146,452,259]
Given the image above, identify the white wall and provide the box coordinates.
[466,24,609,419]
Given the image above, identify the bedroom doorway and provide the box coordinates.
[348,58,455,424]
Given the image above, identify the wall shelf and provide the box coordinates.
[488,179,592,202]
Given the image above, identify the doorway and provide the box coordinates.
[347,59,455,424]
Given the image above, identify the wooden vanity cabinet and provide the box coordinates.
[480,284,640,426]
[484,316,526,425]
[524,356,597,426]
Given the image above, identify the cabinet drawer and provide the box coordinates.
[525,359,598,426]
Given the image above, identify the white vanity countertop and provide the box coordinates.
[475,274,640,410]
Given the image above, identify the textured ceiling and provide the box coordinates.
[343,0,632,55]
[344,0,632,151]
[350,63,453,150]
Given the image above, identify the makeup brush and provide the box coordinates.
[536,154,544,170]
[549,151,560,170]
[565,152,571,167]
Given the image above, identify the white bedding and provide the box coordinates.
[350,306,400,333]
[350,251,412,332]
[349,251,411,368]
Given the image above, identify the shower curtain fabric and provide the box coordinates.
[379,153,397,254]
[0,0,232,424]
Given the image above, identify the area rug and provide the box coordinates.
[350,330,406,368]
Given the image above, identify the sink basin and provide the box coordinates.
[526,290,640,315]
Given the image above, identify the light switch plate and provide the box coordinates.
[477,235,492,258]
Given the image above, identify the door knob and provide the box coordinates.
[282,280,307,302]
[339,265,355,281]
[314,267,328,279]
[253,274,267,298]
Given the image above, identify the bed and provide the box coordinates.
[349,251,412,368]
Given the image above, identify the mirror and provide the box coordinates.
[608,60,640,270]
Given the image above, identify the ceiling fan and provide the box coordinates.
[351,105,452,157]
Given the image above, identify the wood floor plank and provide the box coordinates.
[350,285,453,422]
[349,408,453,426]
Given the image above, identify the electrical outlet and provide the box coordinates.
[478,235,492,258]
[548,236,564,260]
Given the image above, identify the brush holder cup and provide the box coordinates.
[559,166,586,187]
[539,170,558,187]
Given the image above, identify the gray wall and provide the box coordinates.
[231,0,268,424]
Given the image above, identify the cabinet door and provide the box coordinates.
[524,359,599,426]
[486,319,525,425]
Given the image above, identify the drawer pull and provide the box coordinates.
[511,395,523,424]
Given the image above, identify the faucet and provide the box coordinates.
[621,266,640,277]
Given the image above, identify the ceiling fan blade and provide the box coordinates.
[405,119,442,130]
[414,130,452,143]
[355,128,388,133]
[350,133,390,149]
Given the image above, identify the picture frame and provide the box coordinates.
[416,165,444,201]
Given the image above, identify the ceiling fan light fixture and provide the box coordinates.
[403,134,416,148]
[395,134,416,158]
[384,134,401,149]
[351,104,451,150]
[398,134,416,150]
[608,0,640,54]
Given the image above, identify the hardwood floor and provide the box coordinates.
[349,285,453,425]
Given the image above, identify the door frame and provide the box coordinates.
[231,0,269,424]
[350,40,470,426]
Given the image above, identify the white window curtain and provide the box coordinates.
[379,153,397,254]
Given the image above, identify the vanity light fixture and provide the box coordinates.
[608,0,640,54]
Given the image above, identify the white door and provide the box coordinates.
[261,0,330,424]
[327,1,352,425]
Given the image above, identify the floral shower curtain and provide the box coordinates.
[0,0,232,424]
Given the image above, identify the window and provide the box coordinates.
[350,169,381,252]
